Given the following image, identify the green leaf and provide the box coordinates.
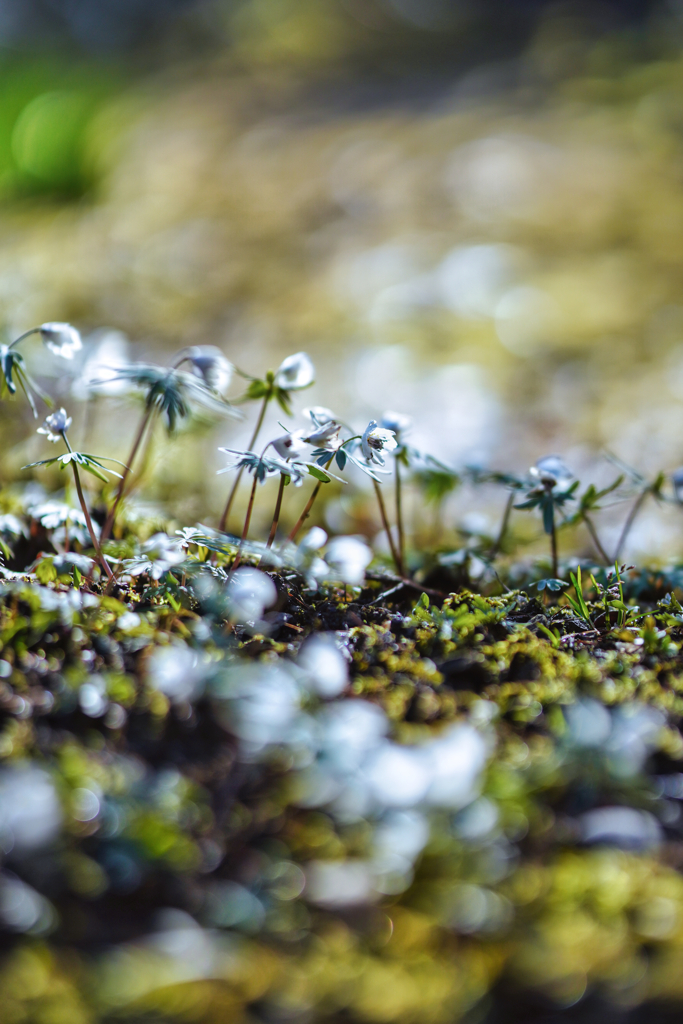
[307,465,331,483]
[537,623,560,648]
[536,578,567,592]
[35,558,58,584]
[414,468,458,504]
[243,379,270,401]
[568,567,592,625]
[78,460,109,483]
[73,565,82,587]
[274,387,292,416]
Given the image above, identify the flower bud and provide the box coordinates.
[40,323,82,359]
[274,352,315,391]
[186,346,233,395]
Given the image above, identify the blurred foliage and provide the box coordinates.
[0,57,120,197]
[0,543,683,1020]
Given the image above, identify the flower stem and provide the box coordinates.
[614,487,649,563]
[373,478,403,576]
[60,432,113,582]
[101,405,154,543]
[395,457,406,574]
[8,327,39,351]
[490,490,514,559]
[219,391,270,533]
[287,457,333,543]
[582,512,610,564]
[266,473,287,549]
[230,473,259,575]
[550,511,558,579]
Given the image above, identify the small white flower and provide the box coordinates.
[148,646,208,703]
[304,406,335,426]
[271,430,308,460]
[529,455,573,491]
[380,411,411,440]
[304,421,341,449]
[361,421,398,466]
[274,352,315,391]
[40,323,82,359]
[128,533,185,579]
[186,346,233,395]
[37,408,72,443]
[325,536,373,585]
[298,634,349,698]
[299,526,328,552]
[227,567,277,625]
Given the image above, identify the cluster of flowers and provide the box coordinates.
[3,321,679,593]
[1,323,427,588]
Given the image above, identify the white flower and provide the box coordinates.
[128,533,185,579]
[0,764,62,853]
[37,408,72,443]
[40,323,82,359]
[380,411,411,440]
[29,501,87,529]
[186,346,233,395]
[298,634,349,698]
[325,536,373,585]
[304,421,341,449]
[299,526,328,551]
[529,454,573,491]
[227,567,277,625]
[148,646,208,703]
[274,352,315,391]
[304,406,335,426]
[271,430,308,460]
[361,421,398,466]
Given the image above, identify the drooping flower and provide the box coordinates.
[304,406,335,426]
[380,411,412,441]
[304,420,342,449]
[105,363,240,432]
[40,323,82,359]
[271,431,308,460]
[185,346,234,395]
[361,421,398,466]
[274,352,315,391]
[37,408,72,443]
[325,535,373,584]
[529,455,573,493]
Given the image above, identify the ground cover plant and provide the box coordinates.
[5,326,683,1022]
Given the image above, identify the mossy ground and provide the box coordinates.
[2,561,683,1022]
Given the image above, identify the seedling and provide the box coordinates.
[515,457,578,577]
